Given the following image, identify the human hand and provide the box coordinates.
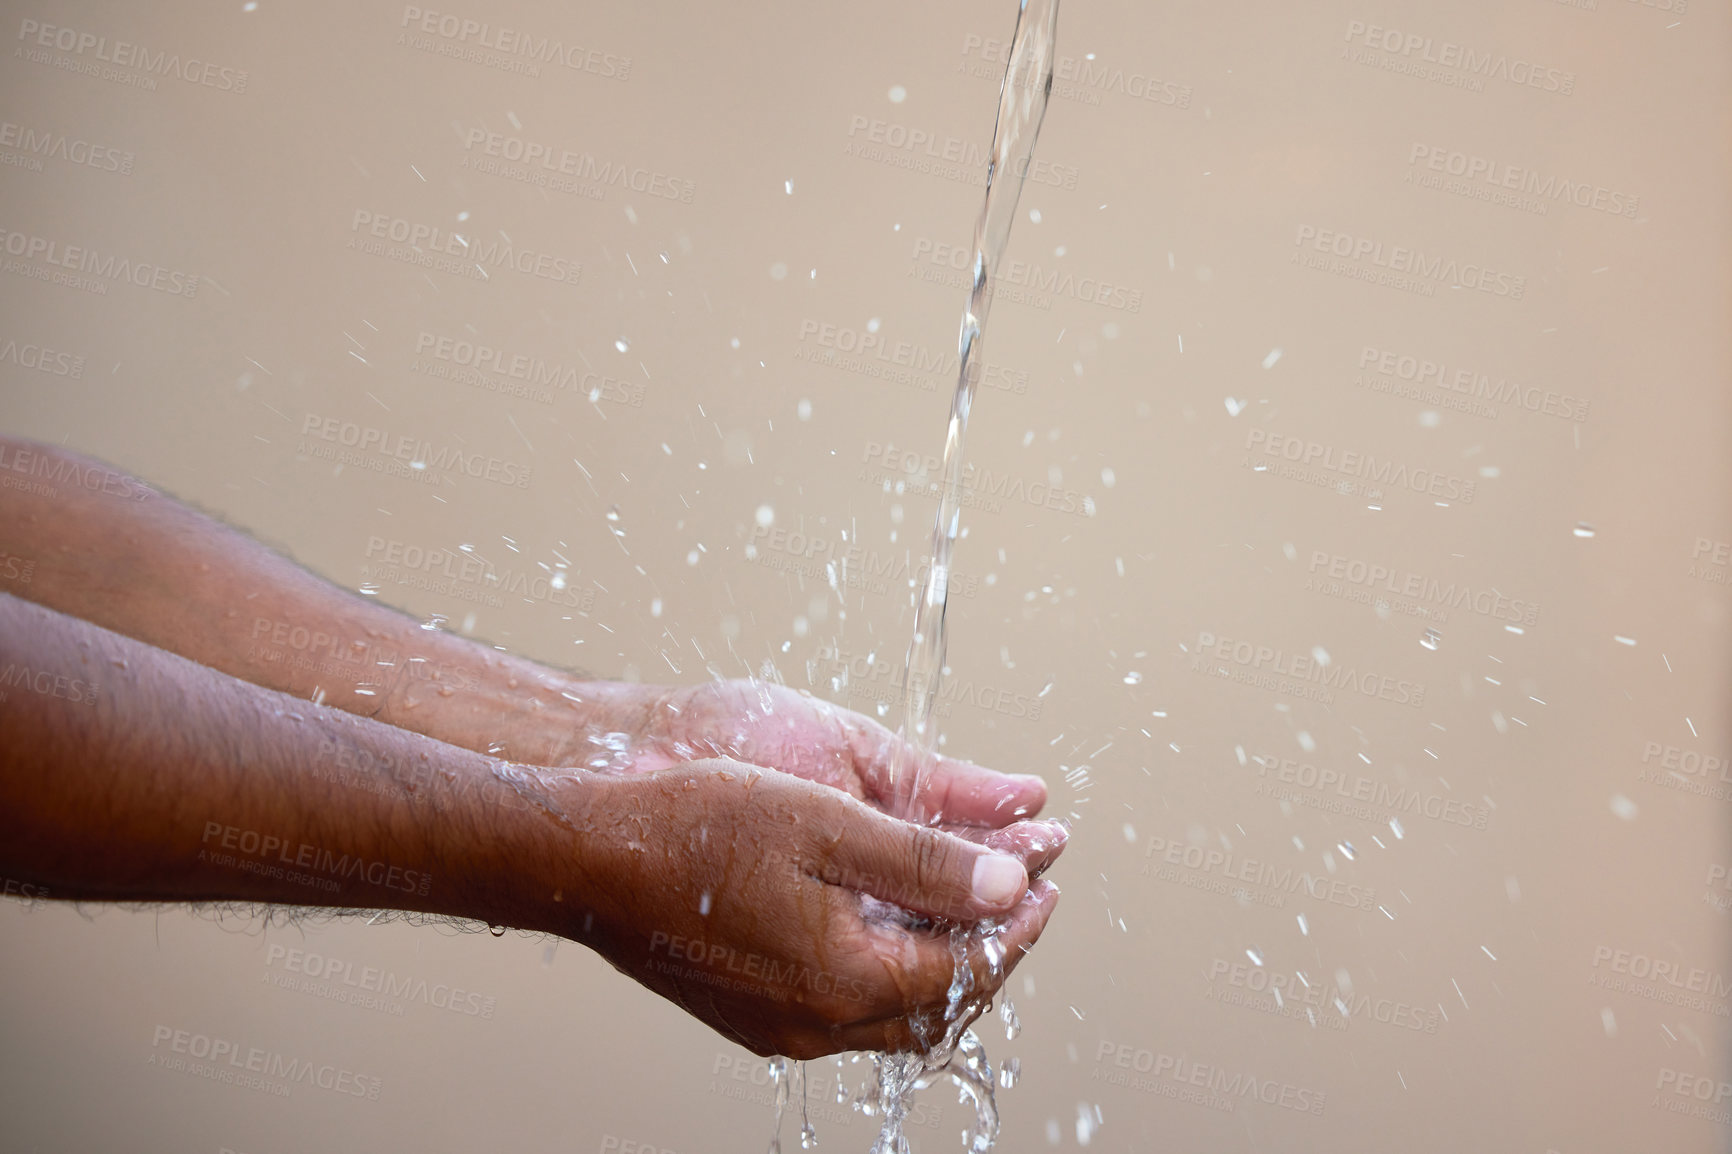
[525,758,1062,1058]
[598,679,1048,829]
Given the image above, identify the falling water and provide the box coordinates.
[867,2,1061,1153]
[886,0,1060,824]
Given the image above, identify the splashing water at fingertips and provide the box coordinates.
[878,2,1060,1152]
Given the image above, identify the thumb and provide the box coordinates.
[823,803,1029,922]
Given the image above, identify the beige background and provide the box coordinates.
[2,0,1729,1151]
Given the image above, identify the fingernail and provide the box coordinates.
[972,853,1027,907]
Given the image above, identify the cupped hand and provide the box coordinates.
[599,679,1048,829]
[541,758,1063,1059]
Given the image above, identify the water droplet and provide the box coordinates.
[1311,646,1331,667]
[769,262,788,281]
[1246,947,1263,966]
[1421,628,1441,650]
[800,1124,817,1149]
[756,504,775,527]
[999,1058,1021,1088]
[1122,671,1141,685]
[1573,522,1596,538]
[1297,914,1309,936]
[1338,841,1356,861]
[1389,817,1404,839]
[1224,396,1246,417]
[614,338,629,353]
[1610,794,1638,821]
[488,924,506,937]
[887,85,907,103]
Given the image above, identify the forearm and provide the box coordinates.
[0,435,640,765]
[0,592,582,929]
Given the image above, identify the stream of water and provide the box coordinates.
[869,2,1060,1151]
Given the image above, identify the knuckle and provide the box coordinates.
[907,827,955,897]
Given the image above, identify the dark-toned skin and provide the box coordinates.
[0,438,1066,1057]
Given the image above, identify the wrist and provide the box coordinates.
[374,646,638,766]
[432,758,612,940]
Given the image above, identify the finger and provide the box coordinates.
[841,880,1061,1052]
[939,819,1070,879]
[845,716,1047,826]
[821,800,1032,921]
[982,820,1069,879]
